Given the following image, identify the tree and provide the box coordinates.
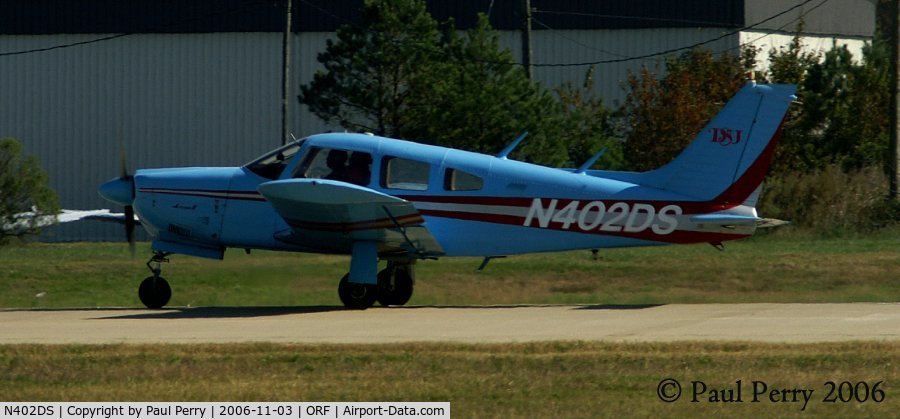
[299,0,442,137]
[622,49,751,171]
[771,40,890,174]
[402,15,573,165]
[0,138,59,245]
[552,66,624,169]
[299,0,618,167]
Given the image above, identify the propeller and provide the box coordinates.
[118,137,136,258]
[99,131,140,257]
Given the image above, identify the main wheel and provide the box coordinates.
[377,267,414,306]
[138,276,171,309]
[338,274,378,309]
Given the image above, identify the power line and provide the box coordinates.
[1,0,827,69]
[532,10,743,28]
[0,33,132,57]
[530,16,630,59]
[711,0,831,57]
[297,0,826,69]
[0,0,270,57]
[298,0,825,68]
[530,0,822,67]
[532,0,832,65]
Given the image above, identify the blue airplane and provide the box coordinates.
[97,82,796,309]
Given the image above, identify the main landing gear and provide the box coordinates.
[139,252,172,309]
[338,260,415,310]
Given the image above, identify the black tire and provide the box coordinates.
[338,274,378,309]
[138,276,171,309]
[377,267,414,306]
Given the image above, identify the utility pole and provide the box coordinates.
[281,0,293,145]
[521,0,533,79]
[879,0,900,199]
[892,0,900,200]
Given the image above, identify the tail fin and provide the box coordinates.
[639,83,796,204]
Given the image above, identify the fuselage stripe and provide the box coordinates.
[138,188,756,243]
[139,188,267,202]
[418,209,748,244]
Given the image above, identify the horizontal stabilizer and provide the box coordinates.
[690,214,789,229]
[756,218,790,229]
[690,214,762,226]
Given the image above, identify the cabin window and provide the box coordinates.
[381,156,430,191]
[444,168,483,191]
[245,141,303,180]
[294,147,372,186]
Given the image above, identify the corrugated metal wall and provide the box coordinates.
[0,32,336,240]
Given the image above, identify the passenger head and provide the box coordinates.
[325,150,348,170]
[348,152,372,167]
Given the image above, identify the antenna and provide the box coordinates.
[575,148,607,174]
[496,132,528,159]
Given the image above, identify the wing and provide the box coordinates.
[3,209,138,233]
[258,179,444,257]
[58,209,140,224]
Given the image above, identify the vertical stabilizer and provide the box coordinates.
[640,83,796,205]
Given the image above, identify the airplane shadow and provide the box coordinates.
[4,304,665,320]
[575,304,663,310]
[93,306,345,320]
[390,304,664,311]
[107,304,663,319]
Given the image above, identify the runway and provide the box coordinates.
[0,303,898,344]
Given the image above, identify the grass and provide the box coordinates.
[2,232,898,417]
[1,230,899,308]
[0,342,897,418]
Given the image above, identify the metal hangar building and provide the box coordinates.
[0,0,875,241]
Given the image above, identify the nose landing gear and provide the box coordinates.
[139,252,172,309]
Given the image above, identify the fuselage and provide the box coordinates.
[96,83,796,310]
[121,132,758,259]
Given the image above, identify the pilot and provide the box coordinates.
[345,152,372,186]
[324,150,349,181]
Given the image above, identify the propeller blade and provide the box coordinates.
[118,140,130,180]
[124,205,136,258]
[117,131,136,257]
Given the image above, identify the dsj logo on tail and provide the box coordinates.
[710,128,744,146]
[523,198,682,235]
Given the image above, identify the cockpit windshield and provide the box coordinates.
[245,140,304,180]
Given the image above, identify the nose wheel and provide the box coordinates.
[139,252,172,309]
[139,276,171,309]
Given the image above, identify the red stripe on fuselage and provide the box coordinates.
[139,188,267,202]
[418,209,748,244]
